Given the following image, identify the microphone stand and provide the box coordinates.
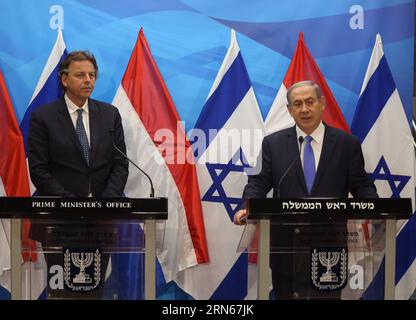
[109,130,155,198]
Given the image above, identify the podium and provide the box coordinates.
[238,198,412,300]
[0,197,167,300]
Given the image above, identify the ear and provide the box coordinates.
[61,74,68,89]
[287,104,294,118]
[319,96,326,110]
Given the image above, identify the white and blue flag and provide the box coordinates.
[177,29,264,299]
[0,29,67,300]
[351,34,416,300]
[20,29,67,163]
[20,29,66,299]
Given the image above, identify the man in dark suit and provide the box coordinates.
[28,51,128,299]
[28,50,128,197]
[234,80,378,299]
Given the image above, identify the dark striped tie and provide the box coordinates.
[76,109,90,165]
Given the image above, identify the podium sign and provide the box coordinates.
[248,198,411,219]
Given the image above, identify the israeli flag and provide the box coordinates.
[177,29,265,299]
[351,34,416,299]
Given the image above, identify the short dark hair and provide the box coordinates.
[286,80,322,105]
[58,50,98,81]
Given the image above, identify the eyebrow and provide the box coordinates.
[293,96,315,102]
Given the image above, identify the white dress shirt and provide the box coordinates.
[65,93,91,146]
[296,122,325,171]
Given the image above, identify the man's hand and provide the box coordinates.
[233,209,248,225]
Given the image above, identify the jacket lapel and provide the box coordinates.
[56,97,87,162]
[312,125,337,193]
[286,126,308,193]
[88,99,101,165]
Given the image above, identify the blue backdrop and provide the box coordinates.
[0,0,414,301]
[0,0,413,132]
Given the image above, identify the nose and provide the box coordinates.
[299,103,309,112]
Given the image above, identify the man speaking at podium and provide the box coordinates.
[27,51,128,298]
[234,80,378,299]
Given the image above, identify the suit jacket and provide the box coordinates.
[28,96,129,198]
[243,124,377,200]
[243,124,378,279]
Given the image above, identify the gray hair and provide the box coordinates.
[286,80,322,105]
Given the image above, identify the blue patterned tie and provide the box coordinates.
[303,135,316,194]
[76,109,90,165]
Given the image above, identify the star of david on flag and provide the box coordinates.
[370,156,410,198]
[202,148,251,221]
[176,30,264,300]
[351,34,416,300]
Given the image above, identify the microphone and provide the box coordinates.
[109,129,155,198]
[277,136,304,198]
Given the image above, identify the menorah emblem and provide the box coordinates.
[63,248,102,291]
[318,251,340,282]
[71,252,94,284]
[311,248,347,290]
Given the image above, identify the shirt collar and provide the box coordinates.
[296,121,325,144]
[65,93,89,115]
